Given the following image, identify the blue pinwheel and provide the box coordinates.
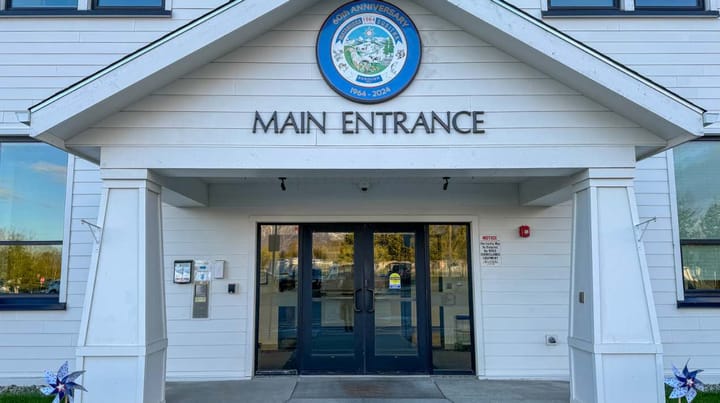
[41,361,87,403]
[665,361,705,402]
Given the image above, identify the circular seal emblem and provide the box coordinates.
[317,0,422,104]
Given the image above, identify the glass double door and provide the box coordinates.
[299,224,429,374]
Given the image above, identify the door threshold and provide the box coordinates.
[298,374,432,378]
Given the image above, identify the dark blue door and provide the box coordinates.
[299,224,429,374]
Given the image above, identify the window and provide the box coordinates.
[635,0,703,9]
[93,0,162,9]
[429,224,473,373]
[7,0,75,8]
[548,0,618,8]
[3,0,167,12]
[674,138,720,303]
[0,140,68,310]
[256,225,299,373]
[545,0,713,13]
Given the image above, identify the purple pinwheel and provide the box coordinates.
[41,361,87,403]
[665,361,705,402]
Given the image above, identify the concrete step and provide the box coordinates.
[288,399,451,403]
[290,378,445,401]
[166,377,570,403]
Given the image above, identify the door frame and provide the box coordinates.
[250,216,484,377]
[297,223,431,374]
[297,223,365,374]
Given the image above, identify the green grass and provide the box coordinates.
[0,392,51,403]
[665,386,720,403]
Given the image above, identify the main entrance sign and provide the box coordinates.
[317,0,422,104]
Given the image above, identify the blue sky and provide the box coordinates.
[0,143,67,241]
[347,26,390,42]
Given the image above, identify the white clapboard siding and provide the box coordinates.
[544,18,720,110]
[0,1,227,132]
[478,203,572,379]
[462,1,720,109]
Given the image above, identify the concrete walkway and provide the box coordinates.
[166,376,570,403]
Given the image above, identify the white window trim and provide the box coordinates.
[2,0,170,11]
[546,0,714,11]
[58,156,76,304]
[0,138,70,304]
[666,149,686,301]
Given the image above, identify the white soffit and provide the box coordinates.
[29,0,706,154]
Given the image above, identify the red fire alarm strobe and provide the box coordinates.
[519,225,531,238]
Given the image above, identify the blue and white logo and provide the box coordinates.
[317,0,422,104]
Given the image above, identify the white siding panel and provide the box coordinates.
[544,18,720,115]
[478,203,572,378]
[162,206,252,380]
[0,2,226,130]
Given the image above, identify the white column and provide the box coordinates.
[76,169,167,403]
[569,168,663,403]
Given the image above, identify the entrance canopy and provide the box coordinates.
[27,0,706,162]
[23,0,710,210]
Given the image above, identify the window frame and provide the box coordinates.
[634,0,704,10]
[543,0,717,15]
[547,0,620,10]
[0,137,70,311]
[91,0,163,10]
[6,0,77,9]
[0,0,171,15]
[673,136,720,307]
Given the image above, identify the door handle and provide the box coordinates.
[354,288,362,312]
[367,288,375,313]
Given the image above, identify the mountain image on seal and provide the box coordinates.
[343,26,394,75]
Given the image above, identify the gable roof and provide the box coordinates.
[28,0,707,161]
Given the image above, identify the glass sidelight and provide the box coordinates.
[429,224,473,373]
[256,225,300,373]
